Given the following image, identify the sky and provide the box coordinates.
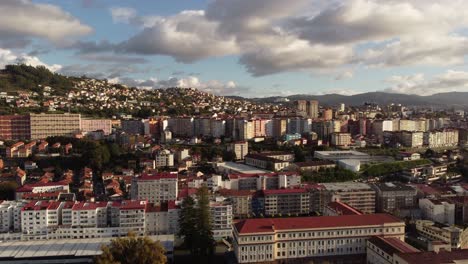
[2,0,468,97]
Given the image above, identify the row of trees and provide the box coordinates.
[178,186,215,258]
[302,167,359,183]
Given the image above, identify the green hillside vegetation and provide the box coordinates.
[0,64,76,95]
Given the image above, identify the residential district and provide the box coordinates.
[1,87,468,263]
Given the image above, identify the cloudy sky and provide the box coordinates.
[2,0,468,97]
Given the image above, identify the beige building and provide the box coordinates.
[399,131,424,148]
[233,214,405,263]
[415,220,468,249]
[29,113,81,139]
[80,119,112,135]
[330,132,352,147]
[228,141,249,160]
[319,182,376,214]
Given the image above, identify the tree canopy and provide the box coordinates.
[95,233,166,264]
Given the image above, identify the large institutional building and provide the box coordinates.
[233,213,405,263]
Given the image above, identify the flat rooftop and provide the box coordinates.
[217,162,271,174]
[322,182,373,191]
[315,150,369,157]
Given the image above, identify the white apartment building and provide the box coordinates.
[145,201,180,235]
[233,214,405,263]
[210,202,233,239]
[424,129,459,148]
[155,149,174,167]
[131,172,178,203]
[419,199,455,225]
[215,172,301,191]
[1,199,178,241]
[0,200,28,233]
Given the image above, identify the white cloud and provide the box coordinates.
[119,10,239,62]
[384,70,468,95]
[335,70,354,80]
[0,0,92,45]
[0,48,62,72]
[110,7,137,24]
[90,0,468,77]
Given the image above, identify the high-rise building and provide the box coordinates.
[0,115,30,140]
[308,100,319,119]
[272,118,287,138]
[323,109,333,121]
[294,100,308,114]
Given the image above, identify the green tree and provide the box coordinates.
[0,182,18,200]
[293,146,306,162]
[95,233,166,264]
[178,196,197,253]
[194,186,215,256]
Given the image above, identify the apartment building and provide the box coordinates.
[29,113,81,139]
[233,214,405,263]
[399,131,424,148]
[371,182,417,213]
[0,200,28,233]
[419,198,455,225]
[330,132,352,147]
[0,115,30,140]
[217,172,301,191]
[261,188,310,216]
[155,149,174,167]
[145,201,179,235]
[227,141,249,160]
[131,172,178,203]
[80,119,112,135]
[210,202,233,239]
[424,129,459,148]
[218,189,254,218]
[317,182,376,214]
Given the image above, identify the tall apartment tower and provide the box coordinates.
[294,100,319,119]
[308,100,319,119]
[294,100,308,114]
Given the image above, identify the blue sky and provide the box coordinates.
[2,0,468,97]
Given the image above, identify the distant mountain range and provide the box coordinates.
[230,92,468,108]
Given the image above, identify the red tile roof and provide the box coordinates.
[72,201,109,211]
[326,201,363,215]
[234,214,403,234]
[262,188,308,195]
[368,236,419,256]
[139,172,178,180]
[119,200,147,210]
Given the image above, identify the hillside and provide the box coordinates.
[242,92,468,108]
[0,64,274,117]
[0,64,78,96]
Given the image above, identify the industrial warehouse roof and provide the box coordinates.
[0,236,174,260]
